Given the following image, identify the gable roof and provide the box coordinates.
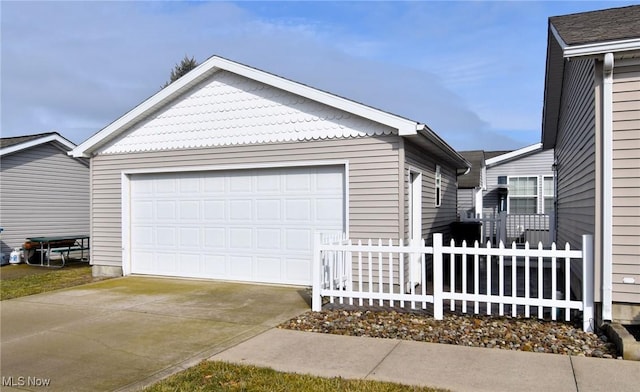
[542,5,640,148]
[458,150,485,188]
[70,56,468,169]
[550,5,640,47]
[485,143,542,167]
[0,132,76,156]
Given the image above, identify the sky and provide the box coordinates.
[1,1,637,151]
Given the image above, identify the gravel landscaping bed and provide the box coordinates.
[279,309,619,359]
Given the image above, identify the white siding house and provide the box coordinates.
[0,133,89,261]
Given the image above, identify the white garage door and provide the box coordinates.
[129,166,345,285]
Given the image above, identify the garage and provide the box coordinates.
[129,165,345,285]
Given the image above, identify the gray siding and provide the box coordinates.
[457,188,474,217]
[612,63,640,303]
[554,58,596,250]
[0,143,90,255]
[91,136,401,267]
[483,149,555,215]
[404,140,458,244]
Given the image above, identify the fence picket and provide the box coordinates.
[314,233,593,332]
[486,240,492,315]
[499,241,504,316]
[525,242,531,317]
[462,240,468,314]
[551,241,557,321]
[565,243,571,322]
[388,239,394,308]
[511,241,517,317]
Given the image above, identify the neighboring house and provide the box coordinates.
[458,144,554,245]
[0,132,90,261]
[70,56,470,285]
[456,150,486,219]
[483,144,555,218]
[541,5,640,325]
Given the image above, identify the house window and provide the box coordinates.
[435,165,441,207]
[543,176,554,214]
[508,176,537,214]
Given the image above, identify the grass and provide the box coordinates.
[145,361,448,392]
[0,262,100,300]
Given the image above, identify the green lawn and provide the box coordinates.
[145,361,448,392]
[0,263,100,300]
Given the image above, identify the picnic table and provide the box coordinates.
[24,235,90,268]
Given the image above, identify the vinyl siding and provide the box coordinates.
[554,58,596,250]
[0,143,90,255]
[483,149,554,215]
[457,188,474,217]
[404,140,457,244]
[612,62,640,304]
[91,136,401,267]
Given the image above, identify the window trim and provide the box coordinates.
[435,165,442,207]
[507,175,538,214]
[542,175,555,214]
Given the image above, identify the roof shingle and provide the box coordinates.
[550,5,640,46]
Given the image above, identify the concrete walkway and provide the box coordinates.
[0,277,310,392]
[212,328,640,392]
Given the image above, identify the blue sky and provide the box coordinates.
[1,1,636,151]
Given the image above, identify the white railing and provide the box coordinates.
[313,233,594,332]
[460,211,555,246]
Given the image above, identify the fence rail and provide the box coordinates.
[461,211,555,246]
[312,233,594,332]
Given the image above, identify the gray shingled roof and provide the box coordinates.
[0,132,58,149]
[458,151,485,188]
[550,5,640,46]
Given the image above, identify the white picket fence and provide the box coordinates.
[312,233,594,332]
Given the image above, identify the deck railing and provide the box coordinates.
[312,233,594,332]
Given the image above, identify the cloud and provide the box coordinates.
[1,1,532,150]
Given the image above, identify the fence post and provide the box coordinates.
[312,233,323,312]
[499,211,507,244]
[433,233,443,320]
[582,234,594,332]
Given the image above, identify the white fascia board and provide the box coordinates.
[564,38,640,58]
[551,22,640,58]
[71,56,421,157]
[1,134,76,156]
[485,143,543,167]
[70,60,217,157]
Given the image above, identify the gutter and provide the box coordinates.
[415,124,471,174]
[602,52,614,322]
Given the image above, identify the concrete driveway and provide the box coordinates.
[0,276,310,391]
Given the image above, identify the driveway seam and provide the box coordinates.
[569,356,579,391]
[364,339,401,379]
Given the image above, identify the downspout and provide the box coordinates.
[602,52,614,322]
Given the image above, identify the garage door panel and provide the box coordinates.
[285,258,312,283]
[316,198,344,222]
[204,228,226,248]
[230,200,252,220]
[204,200,225,220]
[179,201,200,220]
[204,254,227,275]
[256,228,281,249]
[130,166,344,284]
[285,199,312,221]
[285,229,311,251]
[257,257,282,280]
[179,227,200,247]
[256,200,281,220]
